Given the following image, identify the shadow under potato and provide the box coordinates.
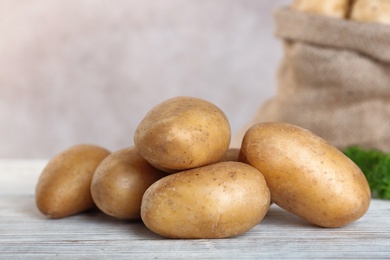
[262,204,312,228]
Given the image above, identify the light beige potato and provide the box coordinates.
[220,148,240,162]
[134,96,231,173]
[350,0,390,25]
[291,0,351,18]
[240,122,371,228]
[91,146,167,220]
[141,161,271,239]
[35,144,110,219]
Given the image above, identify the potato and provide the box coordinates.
[291,0,351,19]
[35,144,110,219]
[220,148,240,162]
[134,96,231,173]
[91,146,167,220]
[239,122,371,228]
[350,0,390,25]
[141,161,271,239]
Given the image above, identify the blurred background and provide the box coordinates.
[0,0,291,159]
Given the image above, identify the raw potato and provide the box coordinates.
[220,148,240,162]
[35,144,110,219]
[91,147,167,220]
[291,0,351,18]
[141,161,271,239]
[240,122,371,228]
[350,0,390,25]
[134,96,231,173]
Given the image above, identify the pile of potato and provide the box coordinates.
[292,0,390,25]
[35,96,371,239]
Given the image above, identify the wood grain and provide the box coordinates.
[1,160,390,259]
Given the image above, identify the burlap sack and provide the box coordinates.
[253,7,390,152]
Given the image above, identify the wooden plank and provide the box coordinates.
[1,160,390,259]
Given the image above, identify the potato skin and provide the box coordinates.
[220,148,240,162]
[91,147,167,220]
[35,144,110,219]
[350,0,390,25]
[291,0,350,18]
[141,161,271,239]
[240,122,371,228]
[134,96,231,173]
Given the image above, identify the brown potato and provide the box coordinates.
[134,96,231,173]
[240,122,371,228]
[291,0,351,19]
[141,161,271,239]
[35,144,110,219]
[91,146,167,220]
[220,148,240,162]
[350,0,390,25]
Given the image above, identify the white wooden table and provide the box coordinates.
[1,159,390,259]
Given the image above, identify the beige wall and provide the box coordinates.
[0,0,291,159]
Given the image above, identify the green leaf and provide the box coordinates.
[344,146,390,200]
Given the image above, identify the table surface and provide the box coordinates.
[1,159,390,259]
